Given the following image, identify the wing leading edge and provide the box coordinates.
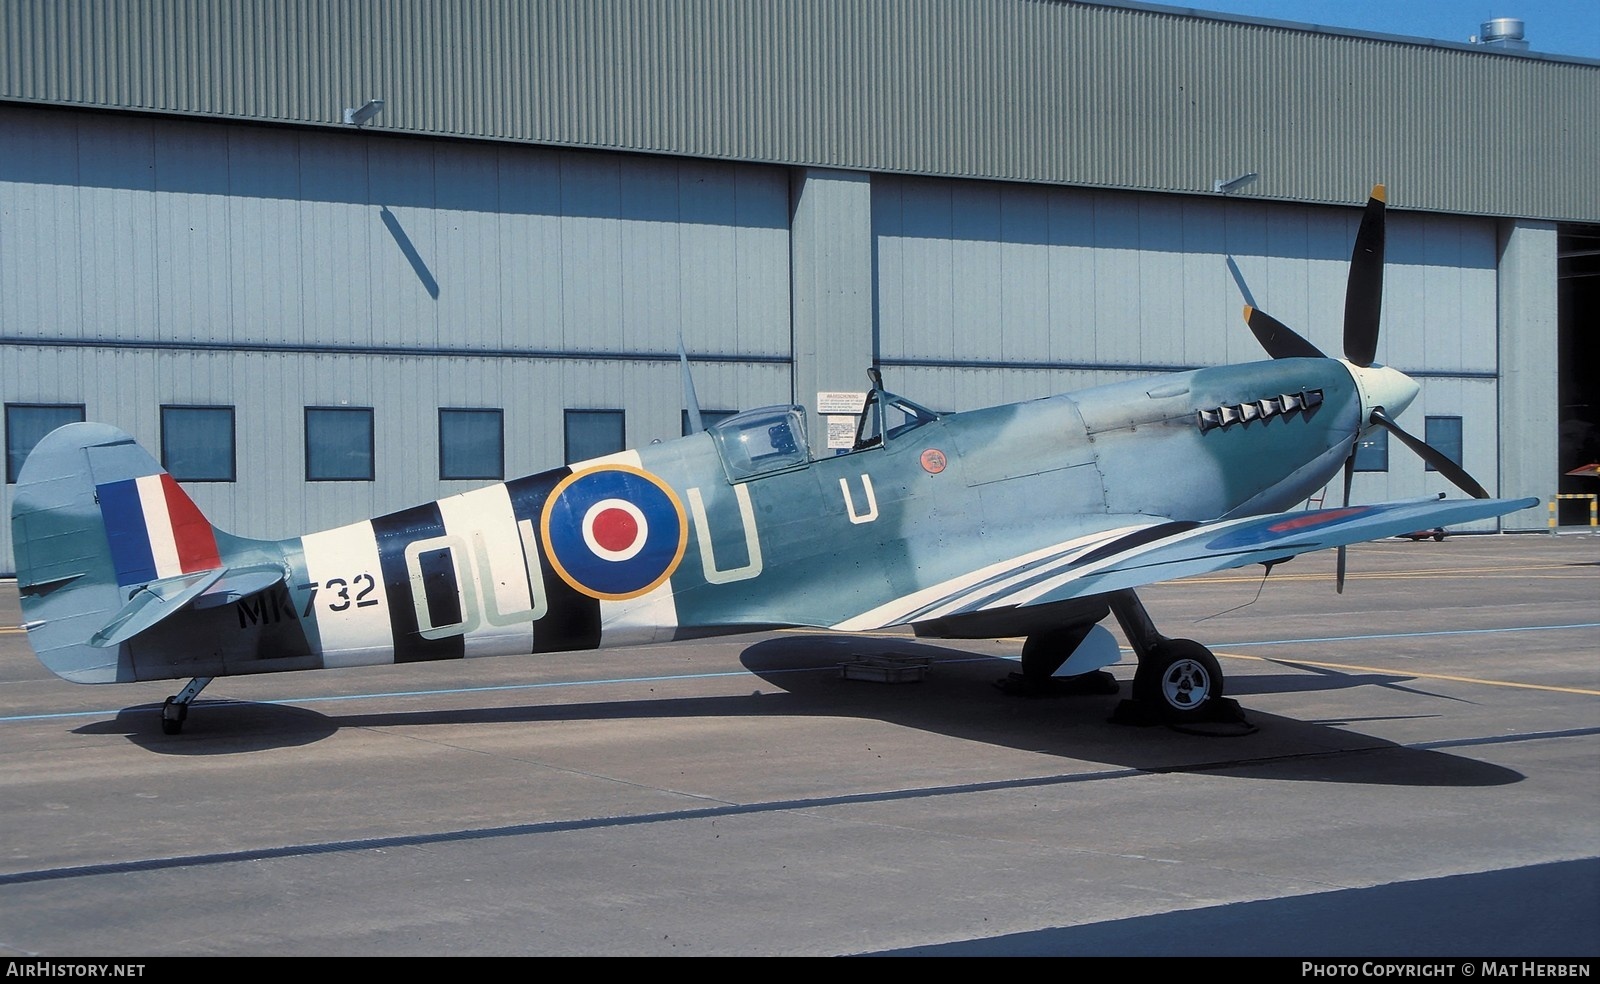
[835,496,1538,631]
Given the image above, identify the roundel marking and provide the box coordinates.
[920,448,948,474]
[583,498,647,561]
[541,465,688,600]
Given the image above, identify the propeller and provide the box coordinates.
[1240,184,1494,591]
[1369,407,1490,499]
[1336,450,1355,592]
[1244,305,1325,360]
[1343,185,1386,368]
[1245,185,1387,368]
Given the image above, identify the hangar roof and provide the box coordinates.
[2,0,1596,221]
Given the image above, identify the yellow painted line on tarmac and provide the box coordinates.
[1181,563,1589,585]
[782,626,1600,696]
[1213,650,1600,697]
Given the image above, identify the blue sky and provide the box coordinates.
[1167,0,1599,60]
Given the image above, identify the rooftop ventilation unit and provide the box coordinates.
[1473,18,1530,51]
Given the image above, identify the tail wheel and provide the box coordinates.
[1134,639,1223,723]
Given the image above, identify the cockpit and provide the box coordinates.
[705,368,941,483]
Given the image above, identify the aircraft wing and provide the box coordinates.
[835,496,1538,631]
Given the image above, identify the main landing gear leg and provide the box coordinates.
[161,676,213,735]
[1106,590,1246,728]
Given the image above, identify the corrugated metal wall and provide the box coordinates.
[0,106,792,359]
[2,0,1596,222]
[0,105,796,564]
[874,177,1499,380]
[2,2,1574,568]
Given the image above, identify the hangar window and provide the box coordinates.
[161,406,236,482]
[6,403,85,484]
[1353,429,1389,472]
[1424,417,1464,472]
[305,407,375,482]
[439,408,504,481]
[565,409,625,464]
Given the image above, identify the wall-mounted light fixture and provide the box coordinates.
[343,99,385,126]
[1213,171,1259,194]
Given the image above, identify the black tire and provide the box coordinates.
[161,697,186,735]
[1020,624,1092,682]
[1133,639,1223,722]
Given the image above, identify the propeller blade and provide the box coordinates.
[1336,449,1354,593]
[1343,185,1386,368]
[1245,306,1326,360]
[1369,408,1490,499]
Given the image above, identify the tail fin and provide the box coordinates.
[11,423,232,682]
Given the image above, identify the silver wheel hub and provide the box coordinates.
[1162,659,1213,708]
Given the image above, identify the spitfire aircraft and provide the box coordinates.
[11,186,1535,734]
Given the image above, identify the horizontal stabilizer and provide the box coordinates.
[90,568,226,648]
[87,562,291,646]
[193,565,291,610]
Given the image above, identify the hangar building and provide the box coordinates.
[2,0,1597,573]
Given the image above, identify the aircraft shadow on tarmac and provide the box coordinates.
[78,634,1523,789]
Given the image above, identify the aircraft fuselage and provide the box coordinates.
[103,357,1360,682]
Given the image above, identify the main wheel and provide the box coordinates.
[1133,639,1223,723]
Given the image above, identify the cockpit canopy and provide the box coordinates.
[706,387,941,483]
[852,390,941,450]
[709,405,810,482]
